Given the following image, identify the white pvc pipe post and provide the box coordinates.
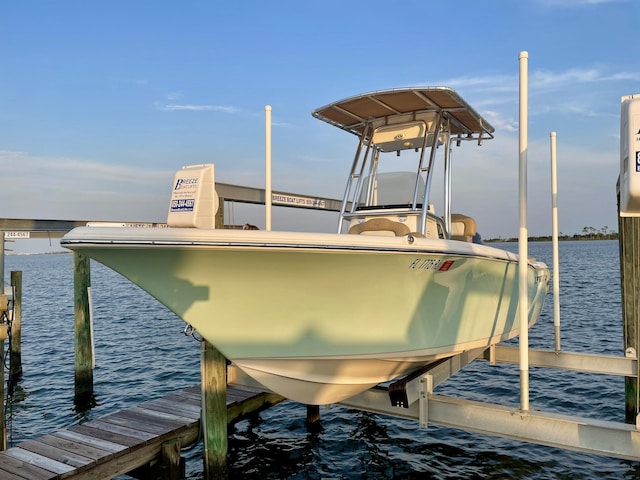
[550,131,561,352]
[0,232,4,293]
[518,51,530,413]
[265,105,273,231]
[88,286,95,369]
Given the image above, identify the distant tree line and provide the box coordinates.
[486,226,618,243]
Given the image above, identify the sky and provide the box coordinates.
[1,0,639,253]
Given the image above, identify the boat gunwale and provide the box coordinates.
[61,227,550,269]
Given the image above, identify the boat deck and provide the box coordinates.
[0,385,283,480]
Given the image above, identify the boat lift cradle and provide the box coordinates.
[229,345,640,461]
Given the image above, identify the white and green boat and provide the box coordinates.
[61,87,549,405]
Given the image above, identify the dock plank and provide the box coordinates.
[83,419,157,442]
[98,410,174,435]
[132,404,200,425]
[69,424,142,449]
[174,387,202,403]
[0,451,54,480]
[159,392,201,407]
[4,446,74,475]
[0,465,30,480]
[58,438,163,480]
[141,397,201,420]
[122,406,192,431]
[51,429,127,455]
[37,433,117,461]
[17,438,94,469]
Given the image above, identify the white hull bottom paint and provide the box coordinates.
[61,227,549,404]
[234,337,528,405]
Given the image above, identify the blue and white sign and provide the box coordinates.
[170,199,195,212]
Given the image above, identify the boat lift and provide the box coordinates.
[228,342,639,460]
[229,52,640,462]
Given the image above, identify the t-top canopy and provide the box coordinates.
[312,87,495,140]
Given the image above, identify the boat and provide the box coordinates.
[61,87,550,405]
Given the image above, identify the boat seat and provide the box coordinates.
[348,218,410,236]
[451,213,477,242]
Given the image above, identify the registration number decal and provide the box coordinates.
[409,258,454,272]
[409,258,454,271]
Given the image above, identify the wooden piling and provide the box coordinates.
[306,405,321,428]
[0,324,6,451]
[73,252,94,403]
[618,190,640,424]
[9,271,22,381]
[201,340,227,479]
[161,439,184,480]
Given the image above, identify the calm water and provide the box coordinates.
[3,240,638,479]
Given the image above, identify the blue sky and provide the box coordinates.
[1,0,639,252]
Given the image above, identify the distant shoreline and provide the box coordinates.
[485,234,619,243]
[6,250,70,256]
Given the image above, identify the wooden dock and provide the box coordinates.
[0,385,284,480]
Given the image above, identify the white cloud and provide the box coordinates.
[441,67,640,99]
[165,91,184,101]
[0,150,174,221]
[529,68,640,91]
[155,102,240,113]
[432,74,515,93]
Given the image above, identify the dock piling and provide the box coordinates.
[0,319,6,451]
[73,252,94,404]
[201,340,227,478]
[618,208,640,423]
[305,405,322,432]
[161,439,184,480]
[9,271,22,382]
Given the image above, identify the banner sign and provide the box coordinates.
[272,193,327,209]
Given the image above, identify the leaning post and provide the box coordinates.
[74,252,94,402]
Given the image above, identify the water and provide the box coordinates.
[3,240,638,479]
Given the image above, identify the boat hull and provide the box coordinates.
[62,227,549,404]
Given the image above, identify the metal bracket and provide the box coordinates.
[489,344,496,365]
[389,348,488,409]
[419,374,433,428]
[388,359,447,408]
